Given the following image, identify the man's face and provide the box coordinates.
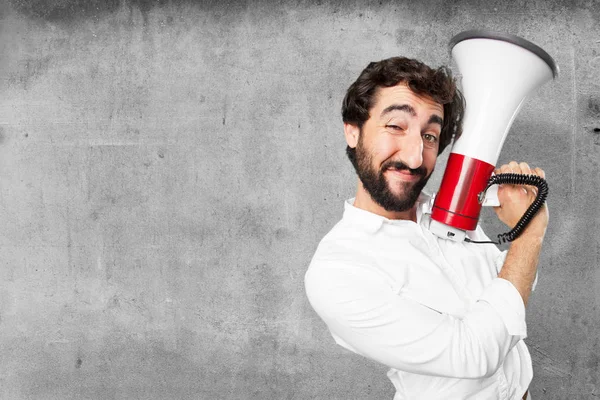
[349,83,444,212]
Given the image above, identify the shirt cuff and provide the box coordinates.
[478,278,527,338]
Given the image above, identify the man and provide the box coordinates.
[304,57,547,399]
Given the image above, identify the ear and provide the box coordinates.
[343,123,360,148]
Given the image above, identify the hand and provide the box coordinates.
[493,161,549,239]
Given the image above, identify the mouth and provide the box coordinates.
[385,167,421,181]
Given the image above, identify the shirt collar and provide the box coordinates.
[343,192,434,234]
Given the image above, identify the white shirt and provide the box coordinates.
[305,195,534,400]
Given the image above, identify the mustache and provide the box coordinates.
[381,160,427,177]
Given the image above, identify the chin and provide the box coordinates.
[387,181,413,196]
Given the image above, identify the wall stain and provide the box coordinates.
[8,0,599,26]
[395,28,416,47]
[9,0,240,24]
[530,344,572,378]
[7,56,52,89]
[588,96,600,118]
[10,0,121,22]
[586,96,600,145]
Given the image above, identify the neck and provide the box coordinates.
[353,180,418,222]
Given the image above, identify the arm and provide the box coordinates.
[305,162,546,378]
[305,258,525,379]
[494,161,548,306]
[305,161,547,379]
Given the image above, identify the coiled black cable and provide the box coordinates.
[465,173,549,244]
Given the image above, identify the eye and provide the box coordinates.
[385,124,405,133]
[422,133,439,147]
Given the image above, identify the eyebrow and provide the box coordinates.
[380,104,443,127]
[380,104,416,118]
[428,114,443,126]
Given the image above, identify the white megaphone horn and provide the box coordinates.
[429,30,559,243]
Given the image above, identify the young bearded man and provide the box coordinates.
[304,57,547,400]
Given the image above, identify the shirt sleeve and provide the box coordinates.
[305,260,526,379]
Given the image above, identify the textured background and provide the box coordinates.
[0,0,598,399]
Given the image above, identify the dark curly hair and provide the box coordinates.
[342,57,465,166]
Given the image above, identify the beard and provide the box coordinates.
[351,139,432,212]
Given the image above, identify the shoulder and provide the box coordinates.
[304,221,396,307]
[307,217,381,276]
[465,224,507,271]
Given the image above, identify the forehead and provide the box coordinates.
[372,83,444,118]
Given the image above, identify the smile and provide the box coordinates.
[385,168,421,181]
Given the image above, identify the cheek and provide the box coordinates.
[369,136,398,161]
[423,150,438,172]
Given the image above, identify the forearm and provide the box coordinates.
[493,161,548,307]
[498,233,543,307]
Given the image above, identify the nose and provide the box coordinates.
[398,129,423,169]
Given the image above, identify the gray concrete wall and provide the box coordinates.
[0,0,598,398]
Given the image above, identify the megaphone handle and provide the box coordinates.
[481,173,549,244]
[480,183,500,207]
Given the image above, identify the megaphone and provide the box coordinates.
[429,30,559,243]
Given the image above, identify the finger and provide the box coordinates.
[519,162,532,175]
[508,161,520,173]
[518,162,537,196]
[528,184,538,197]
[534,167,546,179]
[500,164,512,174]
